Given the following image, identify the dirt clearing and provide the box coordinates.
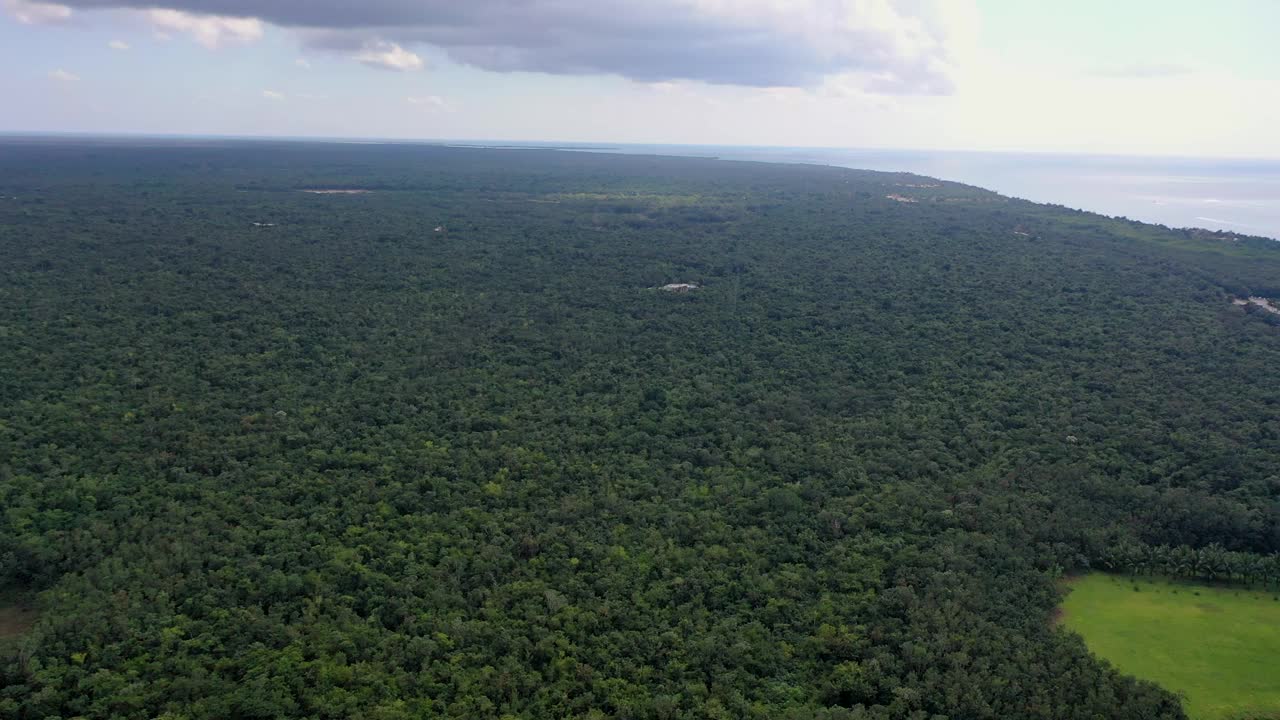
[0,604,37,640]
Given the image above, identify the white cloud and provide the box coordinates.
[262,89,285,100]
[1089,63,1195,79]
[48,68,79,81]
[647,82,681,94]
[407,95,455,111]
[3,0,71,24]
[353,41,424,71]
[28,0,975,92]
[108,39,129,50]
[295,58,311,69]
[51,0,970,91]
[146,9,263,49]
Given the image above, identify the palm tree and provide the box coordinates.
[1151,545,1171,578]
[1201,544,1229,582]
[1193,547,1214,581]
[1171,545,1196,580]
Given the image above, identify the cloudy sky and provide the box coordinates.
[2,0,1277,156]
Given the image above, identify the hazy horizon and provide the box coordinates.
[4,131,1280,164]
[6,132,1277,240]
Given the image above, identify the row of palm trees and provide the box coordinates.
[1099,541,1280,588]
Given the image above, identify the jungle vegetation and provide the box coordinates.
[1,139,1279,719]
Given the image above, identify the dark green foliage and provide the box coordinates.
[2,139,1278,718]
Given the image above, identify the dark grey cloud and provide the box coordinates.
[52,0,960,92]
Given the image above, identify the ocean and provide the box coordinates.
[538,143,1280,241]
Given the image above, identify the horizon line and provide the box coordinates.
[1,130,1276,164]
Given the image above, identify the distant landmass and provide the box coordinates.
[454,140,1280,241]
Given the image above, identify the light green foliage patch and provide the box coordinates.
[1062,574,1280,720]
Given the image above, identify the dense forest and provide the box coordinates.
[1,139,1278,719]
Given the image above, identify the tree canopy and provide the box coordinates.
[2,139,1278,719]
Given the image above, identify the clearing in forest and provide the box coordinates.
[0,604,37,641]
[1233,296,1280,315]
[1061,574,1280,720]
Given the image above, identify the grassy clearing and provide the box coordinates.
[1061,574,1280,720]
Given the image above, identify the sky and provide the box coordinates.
[2,0,1278,157]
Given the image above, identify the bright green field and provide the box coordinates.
[1061,574,1280,719]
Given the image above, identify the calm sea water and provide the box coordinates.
[550,143,1280,241]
